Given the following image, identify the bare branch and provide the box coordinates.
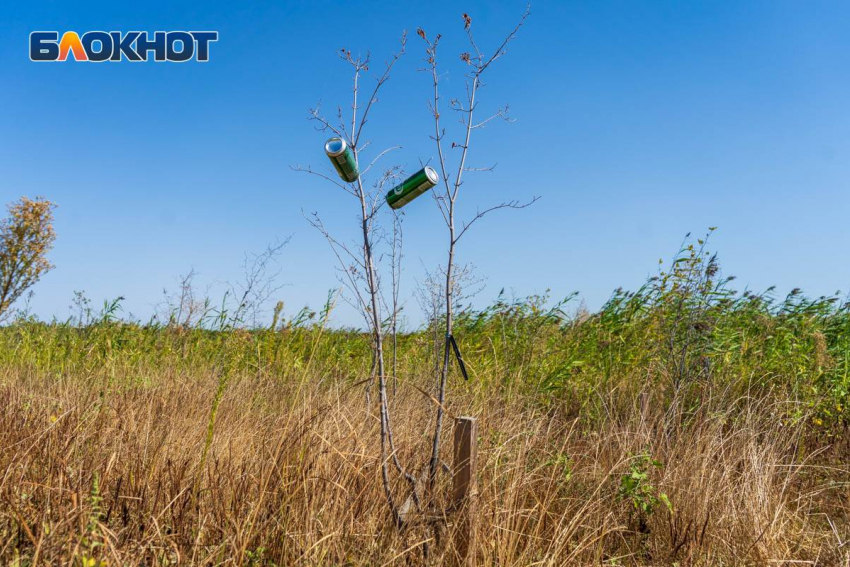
[353,33,408,148]
[308,105,347,142]
[430,189,450,226]
[304,212,371,319]
[462,163,497,172]
[476,4,531,76]
[362,146,402,177]
[290,165,357,197]
[454,196,540,244]
[472,105,513,129]
[336,104,350,141]
[421,33,454,222]
[228,238,290,327]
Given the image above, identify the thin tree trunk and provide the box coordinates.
[428,235,454,490]
[356,162,398,522]
[428,75,478,492]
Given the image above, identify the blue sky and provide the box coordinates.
[1,1,848,327]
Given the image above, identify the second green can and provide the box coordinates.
[386,166,439,209]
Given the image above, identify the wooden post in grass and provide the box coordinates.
[639,391,651,440]
[452,416,477,566]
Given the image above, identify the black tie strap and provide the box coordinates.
[448,334,469,381]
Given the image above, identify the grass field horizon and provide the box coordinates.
[1,236,848,565]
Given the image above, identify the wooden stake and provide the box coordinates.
[640,391,649,422]
[452,416,477,566]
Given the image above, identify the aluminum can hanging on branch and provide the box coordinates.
[386,166,439,210]
[324,137,359,182]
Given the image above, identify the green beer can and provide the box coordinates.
[386,166,439,210]
[325,137,359,182]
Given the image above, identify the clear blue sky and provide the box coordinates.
[1,1,848,327]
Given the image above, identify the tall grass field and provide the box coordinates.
[1,243,848,565]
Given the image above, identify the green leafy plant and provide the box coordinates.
[618,451,672,517]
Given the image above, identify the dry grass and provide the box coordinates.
[1,359,847,566]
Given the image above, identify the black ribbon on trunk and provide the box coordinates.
[447,334,469,381]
